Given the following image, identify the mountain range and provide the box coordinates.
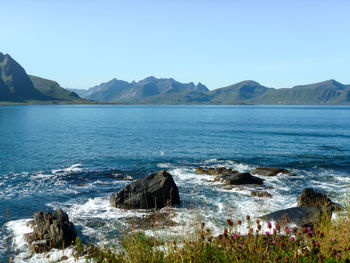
[71,78,350,105]
[1,52,350,105]
[0,52,86,103]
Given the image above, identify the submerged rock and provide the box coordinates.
[250,190,272,198]
[297,188,343,211]
[24,209,77,253]
[224,172,264,185]
[262,206,329,227]
[110,170,180,209]
[195,167,238,176]
[251,167,293,176]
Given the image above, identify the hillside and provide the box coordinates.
[29,75,85,102]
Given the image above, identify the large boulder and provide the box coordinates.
[24,209,77,253]
[252,167,293,176]
[297,188,343,211]
[262,206,329,227]
[110,170,180,209]
[224,172,264,185]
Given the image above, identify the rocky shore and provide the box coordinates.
[25,167,342,254]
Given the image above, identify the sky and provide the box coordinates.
[1,0,349,90]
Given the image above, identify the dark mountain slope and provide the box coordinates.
[0,52,52,101]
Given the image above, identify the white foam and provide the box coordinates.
[52,163,83,174]
[157,163,172,168]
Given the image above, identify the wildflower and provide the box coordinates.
[273,228,277,234]
[290,237,295,241]
[279,241,285,249]
[266,231,270,236]
[257,224,262,230]
[226,219,233,226]
[267,222,272,229]
[316,241,320,247]
[273,240,277,245]
[336,253,341,261]
[332,237,336,242]
[256,219,260,224]
[276,224,281,231]
[237,219,242,225]
[285,228,291,234]
[246,215,250,221]
[308,230,313,236]
[233,233,239,239]
[292,227,298,234]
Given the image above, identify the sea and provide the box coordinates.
[0,105,349,262]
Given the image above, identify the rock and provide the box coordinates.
[195,167,205,174]
[251,190,272,198]
[262,206,329,227]
[195,167,238,176]
[297,188,343,211]
[25,209,77,253]
[110,170,180,209]
[224,172,264,185]
[252,167,292,176]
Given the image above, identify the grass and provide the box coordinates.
[72,201,350,263]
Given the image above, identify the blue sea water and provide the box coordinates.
[1,105,350,261]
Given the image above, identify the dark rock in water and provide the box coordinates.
[262,206,329,227]
[195,167,238,176]
[110,170,180,209]
[252,167,293,176]
[24,209,77,253]
[250,190,272,198]
[224,172,264,185]
[297,188,343,211]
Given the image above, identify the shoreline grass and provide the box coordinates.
[73,204,350,263]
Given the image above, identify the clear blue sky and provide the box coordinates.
[1,0,349,90]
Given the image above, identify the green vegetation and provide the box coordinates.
[73,204,350,262]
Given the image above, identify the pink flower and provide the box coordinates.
[316,241,320,246]
[272,240,277,245]
[273,228,277,233]
[267,222,272,229]
[332,237,336,242]
[308,230,313,235]
[233,233,239,239]
[290,237,295,241]
[336,253,341,260]
[265,231,270,236]
[285,228,291,234]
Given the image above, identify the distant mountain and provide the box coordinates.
[0,52,87,103]
[75,77,209,103]
[78,77,350,105]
